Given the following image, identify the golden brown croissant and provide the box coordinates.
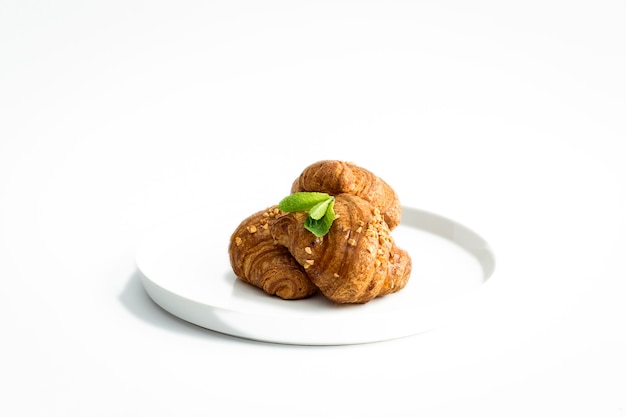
[290,160,402,230]
[271,193,412,304]
[228,206,318,300]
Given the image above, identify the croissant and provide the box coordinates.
[271,193,412,304]
[228,206,318,300]
[290,160,402,230]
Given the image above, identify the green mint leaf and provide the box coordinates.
[278,192,331,212]
[304,198,335,237]
[308,197,333,220]
[278,192,336,237]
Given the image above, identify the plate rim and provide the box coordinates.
[136,205,496,345]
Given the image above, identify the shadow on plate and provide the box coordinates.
[118,269,399,348]
[119,268,266,345]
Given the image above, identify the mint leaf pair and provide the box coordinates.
[278,192,336,237]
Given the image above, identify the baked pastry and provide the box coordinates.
[228,206,318,300]
[228,160,412,304]
[271,193,412,304]
[290,160,402,230]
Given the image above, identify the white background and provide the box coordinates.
[1,1,625,415]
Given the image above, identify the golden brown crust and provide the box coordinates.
[228,206,318,300]
[378,244,412,297]
[290,160,402,230]
[228,160,412,304]
[271,194,411,304]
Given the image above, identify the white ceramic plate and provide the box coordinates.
[136,206,496,345]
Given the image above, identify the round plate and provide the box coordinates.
[136,206,496,345]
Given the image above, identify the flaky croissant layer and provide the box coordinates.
[291,160,402,230]
[271,194,411,304]
[229,206,318,300]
